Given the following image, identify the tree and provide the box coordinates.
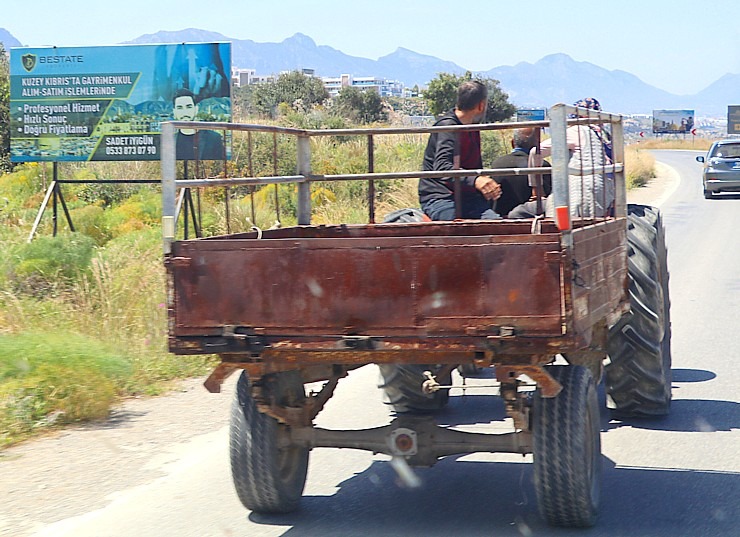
[334,86,387,124]
[231,83,258,120]
[423,71,516,123]
[423,72,461,117]
[250,71,328,118]
[0,44,12,173]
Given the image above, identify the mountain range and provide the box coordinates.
[3,27,737,116]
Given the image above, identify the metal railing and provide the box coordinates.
[160,103,625,254]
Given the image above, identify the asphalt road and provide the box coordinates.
[9,150,740,537]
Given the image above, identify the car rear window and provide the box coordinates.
[711,144,740,158]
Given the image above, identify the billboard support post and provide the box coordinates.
[27,163,76,242]
[52,165,58,237]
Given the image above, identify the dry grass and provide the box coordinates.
[633,138,714,151]
[624,146,656,189]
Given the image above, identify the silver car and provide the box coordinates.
[697,140,740,198]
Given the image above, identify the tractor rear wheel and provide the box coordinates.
[606,204,672,418]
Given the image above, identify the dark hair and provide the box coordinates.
[173,88,196,105]
[456,81,487,111]
[512,128,537,151]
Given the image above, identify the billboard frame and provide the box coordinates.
[10,42,232,163]
[652,109,695,134]
[728,105,740,135]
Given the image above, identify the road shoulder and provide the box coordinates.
[626,161,681,208]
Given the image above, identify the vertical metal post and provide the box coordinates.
[194,131,201,180]
[223,130,230,232]
[532,127,544,215]
[221,131,231,235]
[248,131,256,226]
[192,193,202,238]
[57,185,75,232]
[367,134,375,224]
[161,122,177,254]
[272,132,281,223]
[184,188,190,240]
[296,135,312,225]
[549,104,573,248]
[453,137,462,219]
[196,188,202,237]
[225,186,231,234]
[611,114,627,218]
[52,184,58,237]
[52,163,59,236]
[181,159,189,239]
[222,131,228,178]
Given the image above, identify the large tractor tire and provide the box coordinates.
[533,365,601,528]
[230,371,309,514]
[377,364,450,413]
[606,204,672,417]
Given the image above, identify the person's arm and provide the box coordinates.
[431,128,457,174]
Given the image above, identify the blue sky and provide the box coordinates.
[4,0,738,95]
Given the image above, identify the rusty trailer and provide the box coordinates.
[160,103,671,528]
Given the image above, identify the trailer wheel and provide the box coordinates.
[606,204,672,417]
[533,365,601,528]
[377,364,450,413]
[230,371,309,514]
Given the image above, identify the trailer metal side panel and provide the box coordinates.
[570,219,629,342]
[169,232,565,344]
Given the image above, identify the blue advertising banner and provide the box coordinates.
[10,42,231,162]
[516,108,546,122]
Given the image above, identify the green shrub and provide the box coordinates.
[8,233,96,296]
[77,182,139,207]
[69,204,110,245]
[0,332,131,446]
[0,163,48,199]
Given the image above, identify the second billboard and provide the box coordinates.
[652,109,694,134]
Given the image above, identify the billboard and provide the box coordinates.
[10,43,231,162]
[516,108,546,122]
[652,109,694,134]
[728,105,740,135]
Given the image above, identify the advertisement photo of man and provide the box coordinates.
[172,88,225,160]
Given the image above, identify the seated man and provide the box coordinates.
[418,81,502,220]
[491,127,552,217]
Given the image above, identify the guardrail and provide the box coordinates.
[160,103,624,254]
